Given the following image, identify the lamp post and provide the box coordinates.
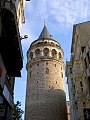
[20,35,28,40]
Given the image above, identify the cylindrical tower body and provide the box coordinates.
[25,24,67,120]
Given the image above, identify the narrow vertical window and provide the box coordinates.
[30,71,31,77]
[46,68,49,74]
[70,68,72,73]
[84,58,87,69]
[80,81,83,87]
[61,72,63,78]
[30,52,33,60]
[83,102,86,107]
[87,52,90,64]
[46,62,48,65]
[81,88,83,92]
[80,81,83,92]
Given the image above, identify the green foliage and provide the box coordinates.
[9,101,24,120]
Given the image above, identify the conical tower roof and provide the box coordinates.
[38,21,53,39]
[30,21,62,50]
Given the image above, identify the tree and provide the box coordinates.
[9,101,24,120]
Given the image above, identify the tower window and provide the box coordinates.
[55,64,56,67]
[87,52,90,64]
[30,52,33,59]
[59,52,62,59]
[61,72,63,78]
[81,88,83,92]
[80,81,83,92]
[51,42,54,44]
[35,49,40,58]
[83,102,86,107]
[70,68,72,73]
[45,41,47,44]
[80,81,83,87]
[30,71,31,77]
[37,63,39,66]
[84,58,87,69]
[52,49,57,58]
[46,62,48,65]
[43,48,49,57]
[46,68,49,74]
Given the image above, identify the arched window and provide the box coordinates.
[30,52,33,59]
[43,48,49,57]
[35,49,40,58]
[59,52,62,59]
[52,49,57,58]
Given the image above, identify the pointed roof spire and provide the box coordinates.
[44,19,46,27]
[38,21,53,39]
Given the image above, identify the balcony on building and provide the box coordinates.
[0,0,23,77]
[66,61,72,76]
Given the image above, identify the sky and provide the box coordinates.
[14,0,90,119]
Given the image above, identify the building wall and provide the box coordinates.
[67,101,70,120]
[66,21,90,120]
[0,0,27,119]
[0,54,6,89]
[25,39,67,120]
[15,0,26,33]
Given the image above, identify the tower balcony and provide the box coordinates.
[0,0,23,77]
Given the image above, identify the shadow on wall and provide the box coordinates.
[25,89,68,120]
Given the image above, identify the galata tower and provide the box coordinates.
[25,22,67,120]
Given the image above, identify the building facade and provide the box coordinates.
[25,23,67,120]
[0,0,29,119]
[67,101,70,120]
[66,21,90,120]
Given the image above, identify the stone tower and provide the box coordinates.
[25,22,67,120]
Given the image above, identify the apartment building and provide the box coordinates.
[66,21,90,120]
[0,0,29,119]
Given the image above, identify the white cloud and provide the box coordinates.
[26,0,89,24]
[22,0,90,48]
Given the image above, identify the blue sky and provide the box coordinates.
[14,0,90,119]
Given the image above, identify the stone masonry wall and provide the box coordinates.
[25,59,67,120]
